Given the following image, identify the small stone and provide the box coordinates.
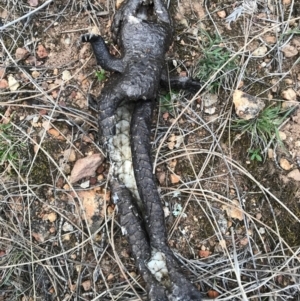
[204,107,216,115]
[267,148,274,159]
[240,237,248,246]
[233,90,265,120]
[81,280,91,291]
[287,169,300,181]
[0,79,8,89]
[48,212,57,222]
[63,184,70,190]
[15,48,29,60]
[62,70,72,81]
[207,290,220,298]
[8,74,20,91]
[129,271,137,278]
[82,134,94,143]
[282,100,298,109]
[202,93,218,107]
[284,78,294,85]
[80,180,90,188]
[121,249,130,258]
[62,163,70,174]
[56,177,64,188]
[252,45,267,56]
[292,37,300,48]
[63,148,76,162]
[28,0,38,6]
[36,44,48,58]
[281,45,298,58]
[281,88,297,101]
[279,158,292,170]
[198,249,210,258]
[31,70,40,78]
[163,206,170,217]
[107,205,114,216]
[90,177,97,185]
[217,10,226,18]
[62,221,73,232]
[263,34,276,44]
[278,131,287,140]
[0,67,5,78]
[49,227,56,234]
[259,227,265,234]
[107,273,114,281]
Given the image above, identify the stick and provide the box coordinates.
[0,0,53,31]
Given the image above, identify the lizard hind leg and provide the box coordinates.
[153,0,171,24]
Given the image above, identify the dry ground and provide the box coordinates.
[0,0,300,300]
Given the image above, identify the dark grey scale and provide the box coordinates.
[81,0,203,300]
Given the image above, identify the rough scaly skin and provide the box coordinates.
[81,0,202,299]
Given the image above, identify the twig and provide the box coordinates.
[0,0,53,31]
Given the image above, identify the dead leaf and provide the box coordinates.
[170,173,180,184]
[222,199,244,221]
[76,188,106,230]
[47,128,60,137]
[70,154,104,183]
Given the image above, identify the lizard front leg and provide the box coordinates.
[81,34,125,73]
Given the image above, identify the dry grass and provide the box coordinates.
[0,0,300,300]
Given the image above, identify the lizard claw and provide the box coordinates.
[81,33,100,43]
